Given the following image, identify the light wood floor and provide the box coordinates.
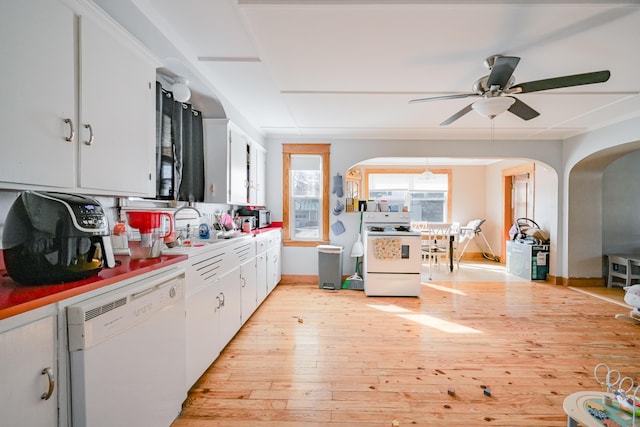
[172,263,640,426]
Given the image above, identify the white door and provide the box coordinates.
[228,126,248,204]
[78,13,156,196]
[0,0,76,189]
[240,259,258,323]
[256,252,268,304]
[185,279,221,388]
[250,144,267,206]
[512,172,533,222]
[0,316,57,427]
[217,270,242,349]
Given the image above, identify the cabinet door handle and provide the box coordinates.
[219,292,225,307]
[84,123,94,145]
[41,367,55,400]
[63,118,74,142]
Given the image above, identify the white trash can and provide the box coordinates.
[317,244,343,290]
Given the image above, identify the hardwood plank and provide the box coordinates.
[172,267,640,426]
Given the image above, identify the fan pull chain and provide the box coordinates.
[491,118,495,143]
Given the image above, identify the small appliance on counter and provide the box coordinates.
[237,206,271,228]
[238,215,257,231]
[126,211,174,259]
[2,191,116,285]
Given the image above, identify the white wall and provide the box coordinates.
[603,150,640,255]
[562,116,640,278]
[450,165,487,227]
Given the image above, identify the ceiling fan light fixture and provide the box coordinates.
[472,96,515,119]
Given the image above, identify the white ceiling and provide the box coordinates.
[129,0,640,141]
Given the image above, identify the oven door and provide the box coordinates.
[365,233,421,273]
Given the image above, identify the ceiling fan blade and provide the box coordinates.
[409,93,477,104]
[508,70,611,94]
[507,97,540,121]
[486,56,520,89]
[440,104,474,126]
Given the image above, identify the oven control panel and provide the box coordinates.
[362,212,412,224]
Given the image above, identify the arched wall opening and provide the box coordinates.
[567,141,640,282]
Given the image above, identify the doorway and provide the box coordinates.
[502,163,535,262]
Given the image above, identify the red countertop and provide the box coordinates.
[251,223,282,235]
[0,225,281,321]
[0,252,187,321]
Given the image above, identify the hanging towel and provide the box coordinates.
[374,238,401,259]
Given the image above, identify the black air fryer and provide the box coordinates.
[2,191,116,285]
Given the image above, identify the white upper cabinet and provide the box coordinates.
[228,124,249,205]
[0,315,57,427]
[0,0,77,189]
[204,119,267,205]
[0,0,159,196]
[77,10,157,196]
[249,143,267,206]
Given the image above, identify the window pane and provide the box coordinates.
[412,174,448,191]
[290,154,322,239]
[369,172,449,223]
[410,191,447,222]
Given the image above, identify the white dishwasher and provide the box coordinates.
[67,267,186,427]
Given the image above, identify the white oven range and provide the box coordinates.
[362,212,422,296]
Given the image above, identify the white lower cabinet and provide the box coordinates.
[216,269,242,348]
[0,229,283,426]
[186,276,223,388]
[183,231,281,390]
[185,267,243,388]
[267,231,282,294]
[0,314,57,427]
[240,258,258,324]
[256,251,268,305]
[184,239,246,389]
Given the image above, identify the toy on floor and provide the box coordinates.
[615,284,640,323]
[614,389,640,416]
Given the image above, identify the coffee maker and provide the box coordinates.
[2,191,116,285]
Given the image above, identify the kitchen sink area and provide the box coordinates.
[161,232,253,255]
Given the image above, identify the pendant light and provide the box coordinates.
[418,157,434,181]
[171,77,191,103]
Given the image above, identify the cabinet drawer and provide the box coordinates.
[267,230,282,250]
